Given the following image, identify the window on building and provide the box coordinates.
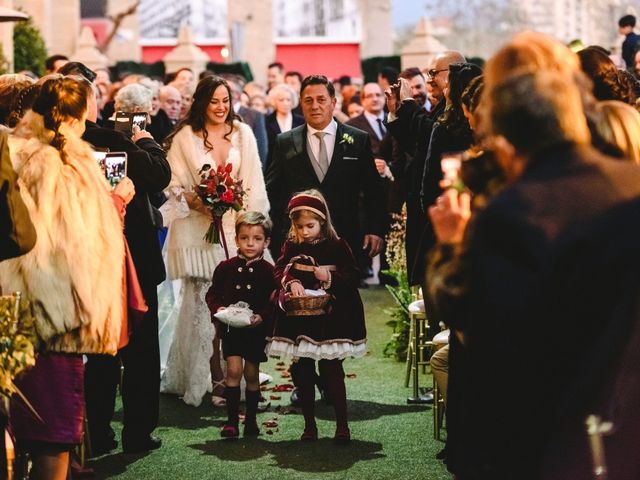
[329,0,344,20]
[139,0,227,41]
[274,0,359,39]
[81,0,106,18]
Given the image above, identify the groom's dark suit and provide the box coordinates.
[265,121,386,261]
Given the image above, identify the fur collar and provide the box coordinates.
[0,112,124,354]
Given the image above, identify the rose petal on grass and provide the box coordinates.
[272,383,294,392]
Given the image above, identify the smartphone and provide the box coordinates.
[114,111,147,137]
[441,152,463,191]
[94,151,128,187]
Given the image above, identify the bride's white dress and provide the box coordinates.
[160,278,215,406]
[159,123,270,406]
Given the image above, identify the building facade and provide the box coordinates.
[519,0,625,50]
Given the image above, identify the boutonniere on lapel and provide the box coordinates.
[339,133,354,145]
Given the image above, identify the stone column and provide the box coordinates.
[358,0,393,59]
[227,0,274,85]
[400,17,447,71]
[0,0,15,72]
[105,0,141,63]
[15,0,79,56]
[163,25,210,79]
[70,25,109,70]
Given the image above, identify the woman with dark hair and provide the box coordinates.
[0,76,124,478]
[460,76,484,131]
[578,47,638,105]
[160,75,270,407]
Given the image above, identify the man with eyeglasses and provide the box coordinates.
[346,83,400,285]
[346,83,392,176]
[384,51,465,288]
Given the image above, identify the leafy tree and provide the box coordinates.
[14,18,48,76]
[0,46,9,75]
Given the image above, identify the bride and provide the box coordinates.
[160,75,270,406]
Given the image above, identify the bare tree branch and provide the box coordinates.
[100,0,141,53]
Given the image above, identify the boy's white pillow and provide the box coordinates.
[214,301,254,328]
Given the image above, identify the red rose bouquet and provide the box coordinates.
[195,163,247,257]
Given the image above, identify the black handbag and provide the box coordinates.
[0,131,36,261]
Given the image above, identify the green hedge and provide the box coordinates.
[109,61,254,83]
[112,61,166,81]
[361,55,401,84]
[14,18,47,76]
[206,62,253,82]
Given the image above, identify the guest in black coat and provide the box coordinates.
[265,83,304,170]
[81,82,171,455]
[429,69,640,479]
[385,51,465,285]
[412,63,483,296]
[237,105,268,169]
[147,108,174,145]
[346,82,401,282]
[221,75,270,169]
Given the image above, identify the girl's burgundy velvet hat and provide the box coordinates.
[287,193,327,220]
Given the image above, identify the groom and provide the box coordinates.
[266,74,386,403]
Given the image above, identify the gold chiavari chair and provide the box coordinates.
[405,288,432,404]
[427,329,450,440]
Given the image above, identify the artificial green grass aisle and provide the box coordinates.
[89,286,451,479]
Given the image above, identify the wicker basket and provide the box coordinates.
[284,294,332,316]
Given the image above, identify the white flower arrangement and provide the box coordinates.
[339,133,354,145]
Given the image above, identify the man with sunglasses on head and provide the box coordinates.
[384,51,465,290]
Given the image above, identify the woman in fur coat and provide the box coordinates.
[0,76,125,478]
[160,75,270,407]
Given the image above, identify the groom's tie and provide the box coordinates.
[314,131,329,181]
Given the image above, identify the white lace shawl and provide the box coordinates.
[161,121,270,280]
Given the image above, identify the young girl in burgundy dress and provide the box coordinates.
[267,190,367,444]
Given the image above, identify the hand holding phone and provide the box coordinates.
[114,111,147,137]
[113,176,135,204]
[131,124,153,143]
[398,78,412,102]
[384,85,400,114]
[94,151,128,188]
[441,152,463,191]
